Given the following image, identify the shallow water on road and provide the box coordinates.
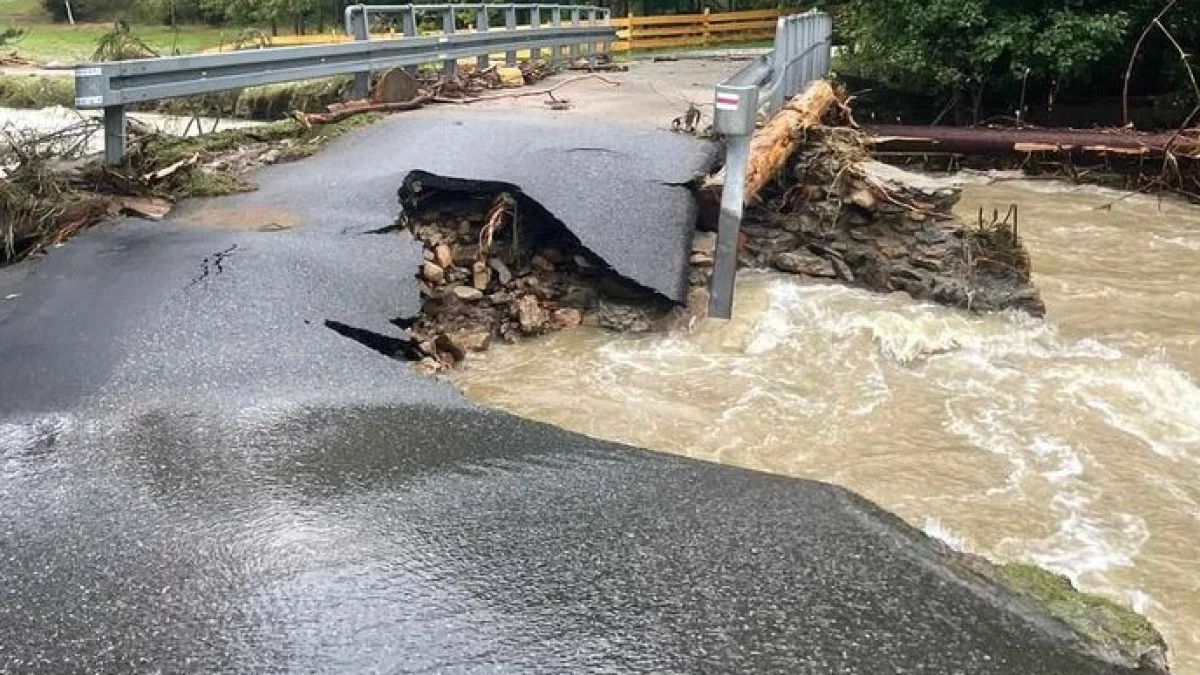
[453,180,1200,672]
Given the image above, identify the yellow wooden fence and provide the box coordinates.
[254,8,783,52]
[611,8,783,51]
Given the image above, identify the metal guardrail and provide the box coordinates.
[74,3,613,164]
[708,10,832,319]
[344,4,611,97]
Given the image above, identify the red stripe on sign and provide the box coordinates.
[716,94,740,105]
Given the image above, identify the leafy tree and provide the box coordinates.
[839,0,1130,121]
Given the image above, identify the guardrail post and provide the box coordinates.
[702,7,711,47]
[505,5,517,66]
[103,105,126,165]
[587,8,599,63]
[709,83,759,319]
[348,4,370,99]
[475,6,490,70]
[401,7,417,38]
[800,14,813,90]
[551,6,562,65]
[767,16,787,111]
[570,7,581,61]
[442,7,457,76]
[819,13,832,77]
[529,6,542,61]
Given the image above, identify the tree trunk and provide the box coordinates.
[696,80,839,230]
[743,79,839,203]
[864,124,1200,160]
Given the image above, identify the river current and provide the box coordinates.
[452,179,1200,672]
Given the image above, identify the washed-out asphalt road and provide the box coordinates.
[0,107,1145,673]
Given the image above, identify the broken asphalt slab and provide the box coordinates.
[0,110,1160,673]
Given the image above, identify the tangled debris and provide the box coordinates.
[1,60,608,266]
[294,60,564,123]
[1,114,379,265]
[395,173,702,372]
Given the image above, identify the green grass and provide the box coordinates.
[996,563,1166,664]
[9,23,230,63]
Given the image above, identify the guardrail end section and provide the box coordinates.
[73,64,106,109]
[712,85,759,137]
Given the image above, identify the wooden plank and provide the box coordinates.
[626,25,706,39]
[268,34,351,46]
[625,12,707,26]
[707,20,777,33]
[708,9,783,22]
[625,35,712,50]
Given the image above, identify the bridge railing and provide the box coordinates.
[343,4,611,93]
[74,3,613,164]
[707,9,833,319]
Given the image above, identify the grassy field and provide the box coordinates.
[7,23,231,63]
[1,0,231,63]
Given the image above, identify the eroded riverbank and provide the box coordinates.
[450,179,1200,673]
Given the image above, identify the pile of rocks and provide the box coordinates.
[400,188,682,371]
[735,133,1044,316]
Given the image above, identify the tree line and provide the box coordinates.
[837,0,1200,126]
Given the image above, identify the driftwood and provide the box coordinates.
[293,96,433,125]
[743,79,839,203]
[864,124,1200,160]
[431,74,620,105]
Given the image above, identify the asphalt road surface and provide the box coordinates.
[0,110,1147,673]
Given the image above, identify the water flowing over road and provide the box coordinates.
[453,179,1200,673]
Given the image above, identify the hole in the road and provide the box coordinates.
[391,171,710,372]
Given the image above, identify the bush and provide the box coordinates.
[0,74,75,109]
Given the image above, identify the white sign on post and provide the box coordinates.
[715,92,741,111]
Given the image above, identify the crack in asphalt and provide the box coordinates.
[187,244,239,288]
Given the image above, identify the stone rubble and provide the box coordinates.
[398,188,690,372]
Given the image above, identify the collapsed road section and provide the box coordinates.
[395,170,709,370]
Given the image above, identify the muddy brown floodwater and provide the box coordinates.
[451,179,1200,673]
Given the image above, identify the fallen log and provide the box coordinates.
[864,124,1200,160]
[294,96,433,125]
[744,79,839,202]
